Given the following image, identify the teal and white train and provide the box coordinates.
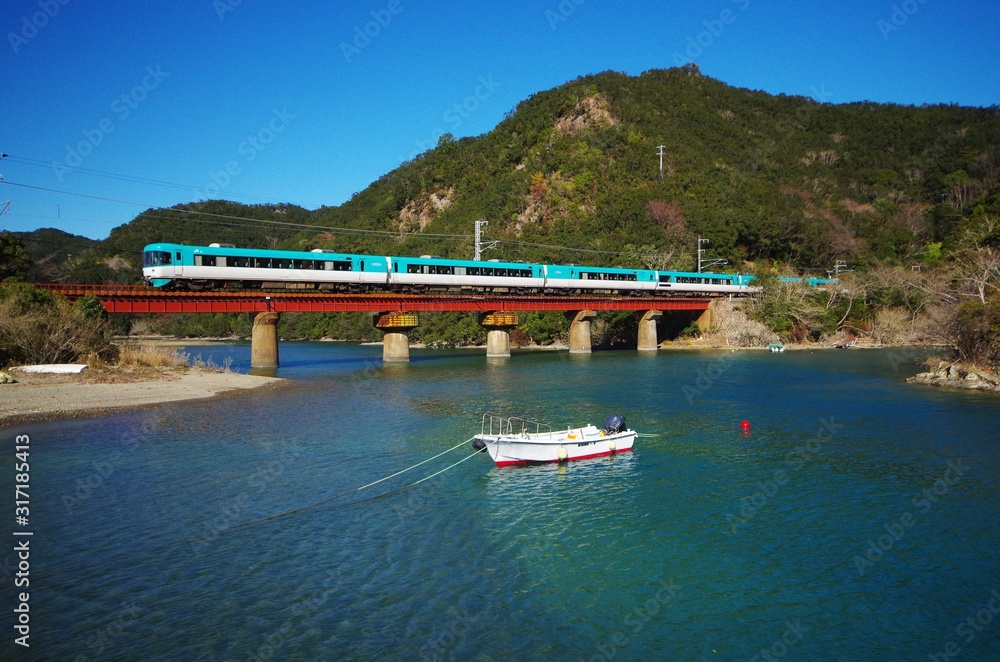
[143,243,833,295]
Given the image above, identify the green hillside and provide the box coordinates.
[20,66,995,279]
[297,66,1000,272]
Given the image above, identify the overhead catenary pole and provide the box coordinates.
[474,219,497,261]
[474,219,488,261]
[697,236,727,273]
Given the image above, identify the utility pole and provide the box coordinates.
[656,145,666,179]
[474,219,497,261]
[697,237,727,273]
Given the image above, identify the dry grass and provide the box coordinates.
[81,342,191,383]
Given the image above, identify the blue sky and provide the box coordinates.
[2,0,997,240]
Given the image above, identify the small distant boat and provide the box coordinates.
[768,342,785,353]
[472,412,636,467]
[832,335,857,349]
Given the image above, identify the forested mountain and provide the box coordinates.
[300,66,999,273]
[18,66,1000,280]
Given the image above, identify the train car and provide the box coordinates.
[389,256,545,292]
[142,243,390,290]
[543,264,658,293]
[654,270,756,295]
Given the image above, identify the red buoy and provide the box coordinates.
[740,420,751,431]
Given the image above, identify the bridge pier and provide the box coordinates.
[374,311,419,362]
[478,312,519,358]
[696,300,719,334]
[250,311,280,369]
[566,310,597,354]
[636,310,663,351]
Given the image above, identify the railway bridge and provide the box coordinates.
[38,284,713,369]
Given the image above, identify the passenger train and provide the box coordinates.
[142,242,832,295]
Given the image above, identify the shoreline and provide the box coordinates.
[0,368,284,426]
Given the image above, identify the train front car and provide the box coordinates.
[143,244,392,291]
[143,243,187,288]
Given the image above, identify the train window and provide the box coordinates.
[175,252,182,261]
[333,260,352,271]
[254,258,272,268]
[360,260,364,271]
[143,251,172,267]
[467,267,480,276]
[407,264,421,274]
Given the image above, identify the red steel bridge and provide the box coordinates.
[37,284,713,366]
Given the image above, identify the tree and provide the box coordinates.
[0,231,31,281]
[952,210,1000,304]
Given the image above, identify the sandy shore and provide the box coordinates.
[0,369,284,425]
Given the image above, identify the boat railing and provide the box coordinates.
[480,412,553,439]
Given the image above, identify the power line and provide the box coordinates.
[0,180,471,239]
[1,180,661,262]
[2,154,284,204]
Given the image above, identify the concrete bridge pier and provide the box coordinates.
[566,309,597,354]
[374,311,419,362]
[478,312,519,358]
[636,310,663,351]
[251,311,280,369]
[696,300,719,334]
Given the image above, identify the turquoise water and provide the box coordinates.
[2,344,999,660]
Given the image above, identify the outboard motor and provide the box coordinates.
[604,414,626,434]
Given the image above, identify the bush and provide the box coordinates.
[0,282,118,367]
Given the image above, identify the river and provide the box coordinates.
[2,343,998,660]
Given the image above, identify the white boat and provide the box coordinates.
[472,413,636,467]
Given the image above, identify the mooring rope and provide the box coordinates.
[232,436,477,529]
[338,447,485,506]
